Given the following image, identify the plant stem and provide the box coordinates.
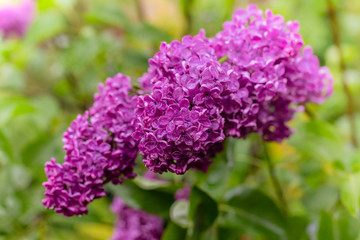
[262,141,288,216]
[134,0,145,23]
[326,0,358,148]
[304,105,315,120]
[182,0,194,35]
[218,55,229,64]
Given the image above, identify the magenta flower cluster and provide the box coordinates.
[0,0,35,38]
[43,5,333,218]
[42,74,138,216]
[135,31,235,174]
[110,197,163,240]
[211,5,333,141]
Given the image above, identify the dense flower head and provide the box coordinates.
[90,74,139,184]
[0,0,35,38]
[111,197,163,240]
[134,31,235,174]
[211,5,333,141]
[42,74,138,216]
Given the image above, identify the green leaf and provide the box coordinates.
[200,225,218,240]
[11,102,37,118]
[0,128,13,162]
[288,120,345,161]
[217,227,243,240]
[61,37,100,73]
[336,211,360,240]
[108,181,174,218]
[287,216,309,240]
[339,172,360,215]
[220,186,287,240]
[133,175,172,190]
[25,10,66,44]
[189,186,218,240]
[0,64,25,91]
[170,200,190,228]
[128,23,172,43]
[9,165,32,190]
[161,221,187,240]
[0,95,26,125]
[302,185,338,213]
[318,211,335,240]
[349,149,360,173]
[37,0,56,11]
[85,3,128,28]
[198,160,231,201]
[77,223,113,240]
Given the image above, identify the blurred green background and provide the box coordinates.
[0,0,360,239]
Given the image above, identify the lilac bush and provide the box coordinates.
[111,197,163,240]
[42,5,333,221]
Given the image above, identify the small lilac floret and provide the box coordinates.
[174,186,191,200]
[110,197,163,240]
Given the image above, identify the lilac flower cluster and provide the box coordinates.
[110,197,163,240]
[134,31,238,174]
[42,74,138,216]
[43,5,333,218]
[211,5,333,141]
[0,0,35,38]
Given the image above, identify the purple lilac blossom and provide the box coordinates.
[0,0,35,38]
[134,30,236,174]
[42,74,138,216]
[174,186,191,200]
[111,197,163,240]
[142,171,167,182]
[211,5,333,141]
